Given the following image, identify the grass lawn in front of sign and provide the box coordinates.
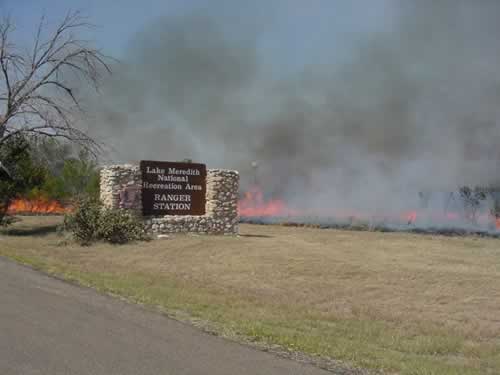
[1,216,500,375]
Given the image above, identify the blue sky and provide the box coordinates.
[1,0,395,72]
[0,0,202,55]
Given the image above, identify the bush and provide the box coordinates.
[64,197,147,245]
[97,209,147,244]
[64,197,102,245]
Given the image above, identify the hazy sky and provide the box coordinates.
[1,0,395,72]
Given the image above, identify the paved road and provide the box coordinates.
[0,257,331,375]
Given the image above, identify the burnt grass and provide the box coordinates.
[239,216,500,239]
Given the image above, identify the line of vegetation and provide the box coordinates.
[0,136,100,224]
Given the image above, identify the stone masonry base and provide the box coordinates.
[100,165,239,235]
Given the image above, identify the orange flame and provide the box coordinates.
[7,198,69,214]
[403,211,418,224]
[238,186,297,217]
[238,186,500,231]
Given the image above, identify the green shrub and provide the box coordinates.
[64,197,147,245]
[64,197,102,245]
[97,209,147,244]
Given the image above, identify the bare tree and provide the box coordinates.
[0,11,111,153]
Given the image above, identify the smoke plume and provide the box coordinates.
[88,1,500,219]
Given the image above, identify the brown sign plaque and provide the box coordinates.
[140,160,206,216]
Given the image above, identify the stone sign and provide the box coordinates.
[101,164,239,235]
[140,160,206,216]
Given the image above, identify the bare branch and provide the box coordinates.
[0,17,14,113]
[0,10,112,154]
[31,14,45,68]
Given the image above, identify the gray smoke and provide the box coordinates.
[88,0,500,220]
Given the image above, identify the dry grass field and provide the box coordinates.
[1,216,500,374]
